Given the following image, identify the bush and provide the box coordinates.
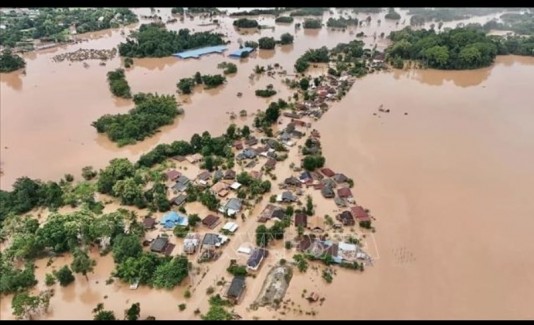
[233,18,259,28]
[45,273,56,286]
[255,89,277,97]
[54,265,75,287]
[275,16,294,24]
[303,19,322,29]
[107,68,131,98]
[280,33,294,45]
[178,303,186,311]
[258,37,276,50]
[206,286,215,295]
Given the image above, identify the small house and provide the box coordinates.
[171,194,187,206]
[224,169,236,180]
[250,170,262,180]
[150,236,169,253]
[230,182,242,191]
[222,221,239,233]
[226,276,246,304]
[143,217,156,230]
[284,177,302,187]
[244,137,258,146]
[321,186,335,199]
[219,198,243,216]
[336,211,355,226]
[247,248,268,271]
[233,140,243,150]
[337,187,353,199]
[186,153,203,164]
[264,158,277,170]
[183,233,200,254]
[294,212,308,228]
[202,233,221,250]
[160,211,189,229]
[202,215,221,229]
[165,169,181,181]
[320,168,335,177]
[351,206,371,222]
[277,191,297,203]
[197,170,211,182]
[172,175,191,192]
[333,173,349,184]
[299,171,313,183]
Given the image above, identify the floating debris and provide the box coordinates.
[52,48,118,63]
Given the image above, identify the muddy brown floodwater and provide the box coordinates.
[1,7,533,321]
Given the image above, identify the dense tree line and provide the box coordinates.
[106,68,131,98]
[303,19,322,29]
[118,24,225,58]
[275,16,294,23]
[229,8,289,17]
[294,47,330,73]
[233,18,259,28]
[92,93,182,146]
[483,12,534,35]
[326,17,359,28]
[352,8,382,14]
[0,49,26,72]
[0,8,138,47]
[386,26,534,70]
[289,8,328,17]
[171,8,221,15]
[406,8,506,23]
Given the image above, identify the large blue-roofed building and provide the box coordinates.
[228,47,255,58]
[173,45,228,59]
[160,211,189,229]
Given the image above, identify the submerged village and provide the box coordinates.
[1,7,534,321]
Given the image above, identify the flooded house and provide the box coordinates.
[172,175,191,192]
[351,206,371,223]
[332,173,349,184]
[226,276,246,304]
[320,168,335,178]
[150,236,175,256]
[337,187,353,199]
[171,194,187,206]
[224,169,237,180]
[202,214,221,229]
[165,169,181,182]
[294,212,308,228]
[336,210,355,226]
[142,217,156,230]
[321,186,335,199]
[219,198,243,216]
[247,248,268,271]
[276,191,297,203]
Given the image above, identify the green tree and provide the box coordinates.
[11,291,50,320]
[93,303,116,320]
[226,124,237,140]
[306,195,314,216]
[152,255,189,289]
[54,265,75,287]
[71,249,96,280]
[299,78,310,91]
[0,49,26,73]
[258,37,276,50]
[81,166,98,180]
[241,125,251,138]
[280,33,294,45]
[188,214,202,228]
[201,305,233,320]
[177,78,195,94]
[112,234,142,264]
[125,302,140,321]
[256,225,271,247]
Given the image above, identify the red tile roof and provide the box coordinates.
[351,206,370,221]
[337,187,353,198]
[165,170,181,181]
[320,168,335,177]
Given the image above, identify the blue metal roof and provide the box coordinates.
[228,47,255,58]
[173,45,228,59]
[160,211,189,228]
